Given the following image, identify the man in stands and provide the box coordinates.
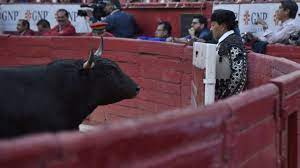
[16,19,34,36]
[48,9,76,36]
[88,22,114,37]
[255,0,300,44]
[137,21,172,42]
[166,15,212,45]
[36,19,51,36]
[101,0,137,38]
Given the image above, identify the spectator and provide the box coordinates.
[101,0,137,38]
[36,19,51,36]
[16,19,34,36]
[210,9,247,100]
[48,9,76,36]
[137,21,172,42]
[166,15,212,45]
[87,22,114,37]
[254,0,300,44]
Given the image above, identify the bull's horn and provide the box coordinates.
[94,36,103,57]
[83,49,95,69]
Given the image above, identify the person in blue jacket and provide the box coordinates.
[138,21,172,42]
[102,0,137,38]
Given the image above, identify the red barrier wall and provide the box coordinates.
[0,36,300,168]
[247,52,300,88]
[270,71,300,168]
[191,51,300,168]
[0,78,297,168]
[0,35,193,124]
[0,82,281,168]
[266,44,300,63]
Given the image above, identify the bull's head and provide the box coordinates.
[81,37,139,105]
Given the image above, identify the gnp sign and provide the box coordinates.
[0,4,91,33]
[213,3,300,37]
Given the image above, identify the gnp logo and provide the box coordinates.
[24,10,49,21]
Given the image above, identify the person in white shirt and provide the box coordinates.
[256,0,300,44]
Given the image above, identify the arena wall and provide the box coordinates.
[0,35,300,167]
[191,51,300,168]
[0,71,299,168]
[266,44,300,63]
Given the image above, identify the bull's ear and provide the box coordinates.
[83,49,95,69]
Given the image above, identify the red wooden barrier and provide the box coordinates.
[0,36,300,167]
[266,44,300,64]
[247,52,300,89]
[271,71,300,168]
[223,83,280,168]
[190,51,300,168]
[0,80,284,168]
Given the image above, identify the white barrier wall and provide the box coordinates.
[193,42,217,105]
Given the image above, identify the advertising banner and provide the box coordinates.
[0,4,91,32]
[239,3,280,36]
[213,3,300,36]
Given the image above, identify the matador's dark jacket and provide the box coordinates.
[215,30,247,99]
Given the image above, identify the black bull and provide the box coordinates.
[0,51,139,139]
